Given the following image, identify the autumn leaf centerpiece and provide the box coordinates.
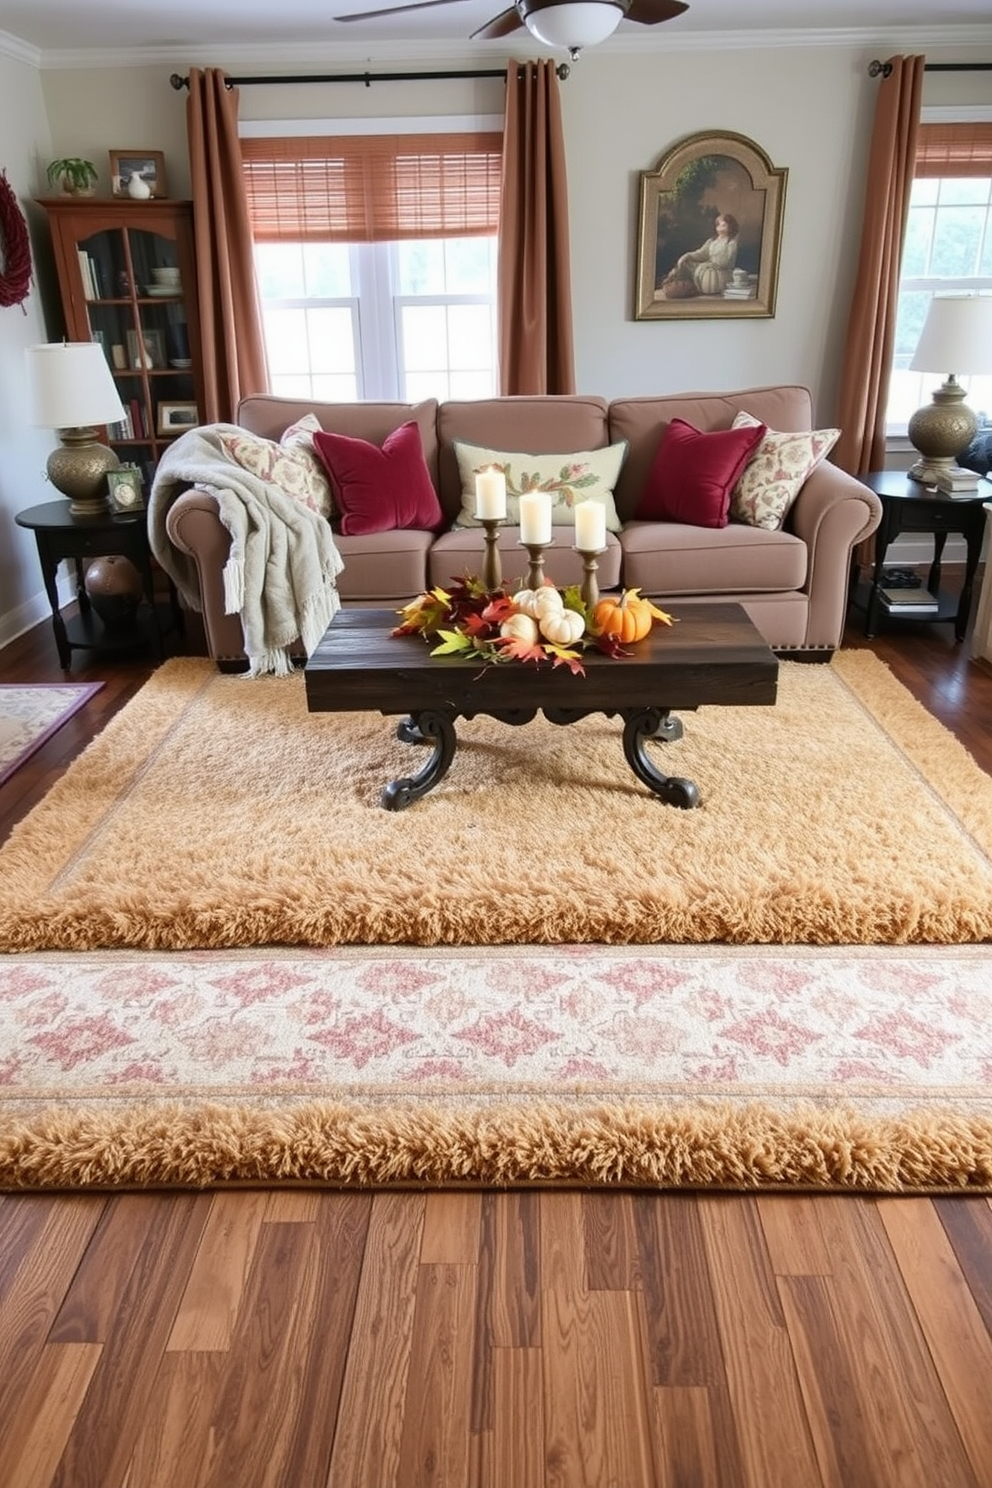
[394,576,674,676]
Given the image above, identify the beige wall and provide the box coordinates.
[2,35,990,640]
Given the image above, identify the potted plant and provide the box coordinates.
[46,158,98,196]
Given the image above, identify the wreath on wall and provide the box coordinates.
[0,169,33,310]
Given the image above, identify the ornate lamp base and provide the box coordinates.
[47,426,120,517]
[907,378,978,485]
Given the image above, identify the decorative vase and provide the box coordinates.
[84,555,143,628]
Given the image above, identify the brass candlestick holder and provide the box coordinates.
[481,518,502,593]
[575,546,606,609]
[519,539,555,591]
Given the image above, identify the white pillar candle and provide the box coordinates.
[574,500,606,552]
[475,467,506,520]
[519,491,552,545]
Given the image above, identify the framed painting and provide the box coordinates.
[109,149,167,199]
[157,400,199,435]
[635,131,787,320]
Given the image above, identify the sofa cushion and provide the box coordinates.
[636,418,766,527]
[218,428,334,518]
[313,422,443,537]
[279,412,337,518]
[729,413,840,530]
[619,519,807,596]
[334,529,434,601]
[451,439,627,532]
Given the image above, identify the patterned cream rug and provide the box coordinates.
[1,942,990,1192]
[0,682,102,788]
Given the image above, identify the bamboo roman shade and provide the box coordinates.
[914,123,992,178]
[241,133,503,242]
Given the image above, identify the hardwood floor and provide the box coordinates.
[2,590,992,1488]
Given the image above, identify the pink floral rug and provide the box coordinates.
[2,942,991,1192]
[0,683,102,788]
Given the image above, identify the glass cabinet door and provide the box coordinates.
[79,223,197,485]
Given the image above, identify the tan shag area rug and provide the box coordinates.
[1,651,991,951]
[2,943,990,1192]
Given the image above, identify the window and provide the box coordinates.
[887,122,992,436]
[243,133,502,403]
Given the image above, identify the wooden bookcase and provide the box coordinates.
[40,197,203,490]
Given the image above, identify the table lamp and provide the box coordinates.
[907,293,992,484]
[26,342,127,517]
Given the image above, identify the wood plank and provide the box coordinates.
[119,1352,226,1488]
[0,1199,105,1443]
[0,1196,59,1302]
[540,1194,656,1488]
[803,1197,979,1488]
[489,1191,541,1348]
[757,1193,835,1275]
[483,1348,544,1488]
[167,1190,270,1352]
[0,1342,101,1488]
[195,1221,325,1488]
[50,1194,169,1343]
[263,1190,321,1222]
[583,1192,641,1290]
[879,1197,992,1483]
[651,1386,722,1488]
[397,1263,478,1486]
[421,1192,482,1263]
[934,1195,992,1335]
[698,1194,823,1488]
[325,1192,426,1488]
[634,1193,727,1387]
[50,1192,211,1488]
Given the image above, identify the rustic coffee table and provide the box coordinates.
[305,602,778,810]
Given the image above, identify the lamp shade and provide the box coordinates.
[26,341,126,430]
[524,0,624,49]
[909,294,992,377]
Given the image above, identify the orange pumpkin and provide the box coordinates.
[591,589,655,643]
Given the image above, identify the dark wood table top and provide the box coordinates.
[305,602,779,717]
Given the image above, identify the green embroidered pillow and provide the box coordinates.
[452,440,627,532]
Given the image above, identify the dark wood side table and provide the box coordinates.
[15,499,183,670]
[858,471,991,641]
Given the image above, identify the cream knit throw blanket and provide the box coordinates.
[149,424,344,677]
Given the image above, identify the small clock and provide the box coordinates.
[107,467,145,514]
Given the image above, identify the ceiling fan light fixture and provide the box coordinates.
[522,0,625,51]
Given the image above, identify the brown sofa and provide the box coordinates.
[163,384,882,669]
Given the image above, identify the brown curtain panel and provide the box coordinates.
[498,60,575,396]
[833,55,924,475]
[186,67,269,422]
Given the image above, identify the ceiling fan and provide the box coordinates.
[333,0,689,59]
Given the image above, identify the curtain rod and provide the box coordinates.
[869,59,992,77]
[169,64,570,90]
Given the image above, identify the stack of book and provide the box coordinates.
[933,466,981,497]
[879,586,939,616]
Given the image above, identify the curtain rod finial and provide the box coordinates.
[868,59,893,78]
[170,72,189,90]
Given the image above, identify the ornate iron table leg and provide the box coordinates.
[620,707,699,808]
[383,709,457,809]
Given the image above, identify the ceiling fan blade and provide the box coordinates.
[335,0,463,22]
[470,5,524,38]
[623,0,689,23]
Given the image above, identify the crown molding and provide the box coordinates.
[0,27,42,67]
[19,23,992,71]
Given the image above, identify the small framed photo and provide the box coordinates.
[158,401,199,436]
[109,149,167,199]
[126,328,165,369]
[107,466,145,514]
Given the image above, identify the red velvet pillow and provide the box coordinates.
[312,422,443,536]
[636,417,767,527]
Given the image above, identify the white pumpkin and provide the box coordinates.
[539,608,586,646]
[512,586,564,619]
[500,612,540,645]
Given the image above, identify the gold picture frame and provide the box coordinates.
[109,149,167,199]
[107,466,145,514]
[635,131,787,321]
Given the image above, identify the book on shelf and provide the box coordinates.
[76,248,94,300]
[879,586,939,614]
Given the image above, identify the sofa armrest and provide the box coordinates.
[165,488,248,665]
[787,462,882,649]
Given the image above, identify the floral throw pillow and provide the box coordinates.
[219,426,334,519]
[729,412,840,530]
[452,440,628,531]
